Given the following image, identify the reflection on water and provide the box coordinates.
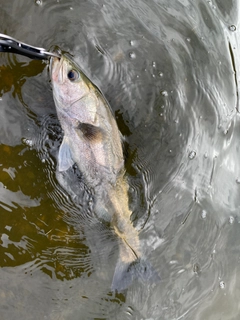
[0,0,240,319]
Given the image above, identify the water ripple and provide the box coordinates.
[1,0,240,319]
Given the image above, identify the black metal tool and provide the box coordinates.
[0,33,60,60]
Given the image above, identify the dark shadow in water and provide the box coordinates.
[0,55,45,96]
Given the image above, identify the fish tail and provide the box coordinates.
[111,241,160,292]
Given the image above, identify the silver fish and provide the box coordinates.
[50,53,153,290]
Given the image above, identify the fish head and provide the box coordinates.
[50,54,91,117]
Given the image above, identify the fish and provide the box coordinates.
[50,53,156,291]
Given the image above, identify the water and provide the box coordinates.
[0,0,240,319]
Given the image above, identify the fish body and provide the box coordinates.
[50,54,143,289]
[51,55,123,189]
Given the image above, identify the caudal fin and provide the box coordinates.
[111,256,160,292]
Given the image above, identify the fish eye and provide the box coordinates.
[67,69,79,81]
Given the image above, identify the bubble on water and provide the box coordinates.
[201,210,207,219]
[229,25,236,31]
[219,281,225,289]
[186,38,191,42]
[236,178,240,184]
[69,6,73,10]
[152,61,156,68]
[188,150,196,160]
[152,74,156,78]
[35,0,42,5]
[22,138,33,147]
[204,152,208,159]
[229,216,234,224]
[161,90,168,97]
[129,51,136,59]
[129,40,135,46]
[193,263,201,274]
[41,158,46,163]
[159,72,163,77]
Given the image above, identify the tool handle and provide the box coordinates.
[0,39,49,60]
[0,33,60,60]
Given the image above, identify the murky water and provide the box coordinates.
[0,0,240,319]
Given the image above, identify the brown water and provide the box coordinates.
[0,0,240,319]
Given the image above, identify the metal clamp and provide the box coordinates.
[0,33,60,60]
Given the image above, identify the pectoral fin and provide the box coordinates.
[58,137,74,171]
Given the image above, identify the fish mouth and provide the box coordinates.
[50,49,65,83]
[43,50,61,59]
[50,47,62,59]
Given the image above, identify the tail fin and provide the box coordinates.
[111,241,160,292]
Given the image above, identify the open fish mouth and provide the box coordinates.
[44,49,61,59]
[51,47,62,59]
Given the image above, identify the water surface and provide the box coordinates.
[0,0,240,319]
